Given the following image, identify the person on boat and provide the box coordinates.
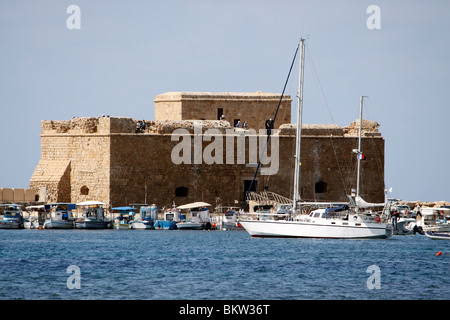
[415,205,422,220]
[392,210,399,230]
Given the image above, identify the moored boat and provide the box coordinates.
[176,202,212,230]
[241,206,390,239]
[239,38,392,239]
[112,206,135,229]
[75,201,111,229]
[154,205,180,230]
[425,230,450,240]
[24,205,46,229]
[42,203,76,229]
[214,207,242,230]
[415,207,450,233]
[129,205,158,229]
[0,204,24,229]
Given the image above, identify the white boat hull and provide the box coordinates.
[43,220,74,229]
[425,231,450,240]
[114,223,130,230]
[0,221,23,229]
[240,219,391,239]
[75,220,109,229]
[129,221,152,229]
[176,222,204,230]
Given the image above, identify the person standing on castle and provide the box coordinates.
[265,118,273,134]
[235,120,241,128]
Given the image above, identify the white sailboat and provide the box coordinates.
[239,38,392,239]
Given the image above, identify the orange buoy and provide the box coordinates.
[436,251,442,256]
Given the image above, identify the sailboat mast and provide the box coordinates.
[293,38,305,211]
[356,95,367,199]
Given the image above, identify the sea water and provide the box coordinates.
[0,229,449,300]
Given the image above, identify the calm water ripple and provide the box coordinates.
[0,229,449,300]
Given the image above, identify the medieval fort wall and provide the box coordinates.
[154,92,291,129]
[29,110,385,208]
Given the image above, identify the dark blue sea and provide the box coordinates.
[1,229,449,300]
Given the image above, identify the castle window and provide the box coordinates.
[217,108,224,120]
[175,186,188,197]
[80,185,89,196]
[315,181,327,194]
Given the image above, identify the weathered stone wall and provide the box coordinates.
[30,117,111,204]
[106,119,384,207]
[29,98,385,208]
[154,92,291,130]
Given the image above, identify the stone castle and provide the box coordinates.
[29,92,385,209]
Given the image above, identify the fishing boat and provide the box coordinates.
[425,230,450,240]
[42,203,76,229]
[384,200,419,235]
[0,204,24,229]
[24,205,46,229]
[75,201,111,229]
[176,202,212,230]
[415,207,450,233]
[214,207,243,230]
[154,204,180,230]
[112,206,135,229]
[239,38,392,239]
[130,205,158,229]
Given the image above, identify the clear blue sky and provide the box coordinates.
[1,0,449,202]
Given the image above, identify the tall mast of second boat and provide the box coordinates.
[293,38,305,212]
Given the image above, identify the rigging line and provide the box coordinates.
[241,44,299,210]
[264,58,298,192]
[363,99,385,189]
[306,47,336,125]
[306,46,349,194]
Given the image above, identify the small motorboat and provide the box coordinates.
[0,204,24,229]
[43,203,76,229]
[425,230,450,240]
[112,206,135,229]
[75,201,111,229]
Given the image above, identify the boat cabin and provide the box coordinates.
[112,206,135,222]
[139,205,158,221]
[419,207,450,228]
[0,204,24,223]
[0,204,23,218]
[44,203,76,221]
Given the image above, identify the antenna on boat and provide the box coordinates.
[293,38,306,212]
